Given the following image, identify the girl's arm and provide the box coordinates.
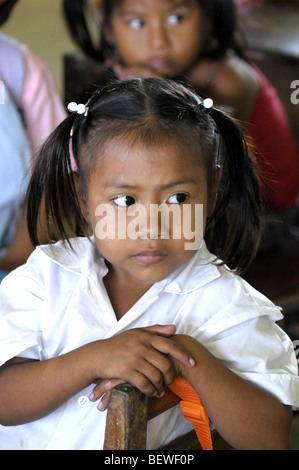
[0,325,194,426]
[0,209,34,271]
[186,55,260,124]
[172,335,292,450]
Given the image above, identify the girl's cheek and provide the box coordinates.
[94,203,117,241]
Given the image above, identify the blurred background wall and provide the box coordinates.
[1,0,75,97]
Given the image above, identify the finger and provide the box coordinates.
[97,391,110,411]
[89,379,125,401]
[104,378,126,391]
[126,367,166,397]
[151,336,195,368]
[89,379,107,402]
[89,378,124,402]
[144,324,177,337]
[138,347,176,387]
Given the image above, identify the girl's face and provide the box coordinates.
[81,135,216,290]
[106,0,205,77]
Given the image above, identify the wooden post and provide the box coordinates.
[104,383,148,450]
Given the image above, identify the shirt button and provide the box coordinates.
[78,396,90,408]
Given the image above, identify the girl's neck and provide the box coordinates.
[103,268,152,320]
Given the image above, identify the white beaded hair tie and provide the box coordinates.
[194,98,214,116]
[67,101,89,116]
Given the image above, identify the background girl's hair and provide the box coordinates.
[62,0,246,63]
[200,0,245,60]
[0,0,19,26]
[26,78,261,274]
[63,0,104,61]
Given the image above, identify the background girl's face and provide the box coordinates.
[82,134,216,289]
[106,0,204,77]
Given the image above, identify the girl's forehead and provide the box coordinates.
[94,133,206,172]
[90,137,207,192]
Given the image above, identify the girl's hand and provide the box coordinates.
[89,378,126,411]
[91,325,195,403]
[90,376,168,412]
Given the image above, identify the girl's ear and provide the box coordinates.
[207,167,220,217]
[73,174,91,222]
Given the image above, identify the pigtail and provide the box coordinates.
[26,115,88,248]
[205,109,262,274]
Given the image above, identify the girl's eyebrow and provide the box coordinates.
[118,1,192,16]
[162,178,198,189]
[104,179,197,190]
[103,183,142,190]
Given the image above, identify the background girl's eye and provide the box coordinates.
[113,196,136,207]
[168,14,184,25]
[128,18,144,29]
[167,193,188,204]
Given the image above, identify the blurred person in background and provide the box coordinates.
[0,0,66,280]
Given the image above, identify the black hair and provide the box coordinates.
[26,78,261,275]
[62,0,245,63]
[0,0,19,26]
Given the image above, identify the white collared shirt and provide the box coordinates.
[0,237,298,449]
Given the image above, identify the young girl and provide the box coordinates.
[0,78,298,450]
[63,0,299,245]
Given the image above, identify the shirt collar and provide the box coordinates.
[37,238,220,294]
[163,241,220,294]
[37,237,109,277]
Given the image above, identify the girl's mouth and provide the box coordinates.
[146,58,173,73]
[133,250,169,265]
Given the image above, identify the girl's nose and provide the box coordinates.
[136,204,162,240]
[148,22,170,50]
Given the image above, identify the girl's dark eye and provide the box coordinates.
[113,196,136,207]
[128,18,144,29]
[168,14,185,25]
[167,193,188,204]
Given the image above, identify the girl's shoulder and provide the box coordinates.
[1,237,103,285]
[208,54,261,122]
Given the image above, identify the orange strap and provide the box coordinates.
[168,376,213,450]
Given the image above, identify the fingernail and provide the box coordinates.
[105,381,112,390]
[89,392,94,401]
[189,358,195,366]
[97,400,104,411]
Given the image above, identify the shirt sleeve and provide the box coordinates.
[0,262,45,366]
[22,49,67,159]
[176,273,299,409]
[204,315,299,408]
